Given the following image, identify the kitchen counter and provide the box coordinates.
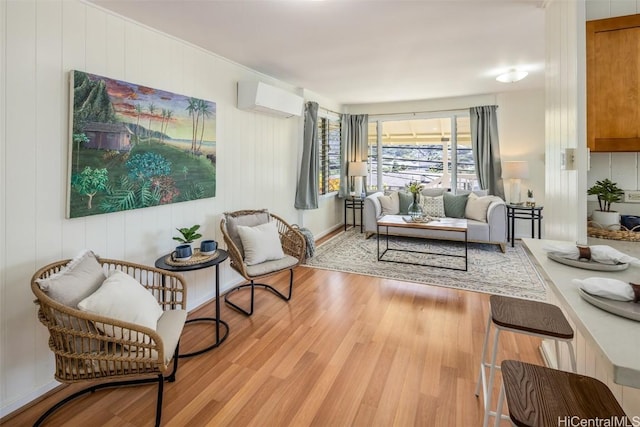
[522,238,640,389]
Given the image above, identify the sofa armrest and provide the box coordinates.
[486,199,507,243]
[363,192,384,233]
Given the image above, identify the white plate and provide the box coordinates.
[547,253,629,271]
[578,289,640,322]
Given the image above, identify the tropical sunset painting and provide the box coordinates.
[67,70,216,218]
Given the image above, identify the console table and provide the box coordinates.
[506,204,543,247]
[155,249,229,357]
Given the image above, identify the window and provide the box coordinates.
[318,116,341,195]
[366,114,476,192]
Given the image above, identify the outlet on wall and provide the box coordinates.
[624,191,640,203]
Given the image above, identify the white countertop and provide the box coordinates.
[522,238,640,389]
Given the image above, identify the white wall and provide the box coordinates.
[585,1,640,218]
[497,90,546,239]
[0,0,342,416]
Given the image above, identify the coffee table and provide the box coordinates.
[376,215,468,271]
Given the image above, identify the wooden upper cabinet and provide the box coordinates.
[587,14,640,152]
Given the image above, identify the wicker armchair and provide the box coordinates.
[31,257,187,427]
[220,209,306,315]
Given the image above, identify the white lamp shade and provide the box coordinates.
[348,161,368,177]
[502,161,529,179]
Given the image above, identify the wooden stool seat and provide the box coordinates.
[476,296,577,427]
[500,360,627,426]
[490,295,574,339]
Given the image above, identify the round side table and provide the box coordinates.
[155,249,229,357]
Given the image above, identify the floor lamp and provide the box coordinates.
[348,161,368,197]
[502,161,529,205]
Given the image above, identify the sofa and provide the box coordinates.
[363,188,508,252]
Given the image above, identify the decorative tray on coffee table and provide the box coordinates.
[402,216,438,224]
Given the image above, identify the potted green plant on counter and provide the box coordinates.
[587,179,625,230]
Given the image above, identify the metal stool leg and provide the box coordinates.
[483,327,501,427]
[475,313,493,397]
[494,383,506,427]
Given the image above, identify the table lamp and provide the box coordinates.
[348,161,368,197]
[502,161,529,204]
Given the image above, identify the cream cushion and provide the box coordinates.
[36,250,106,307]
[378,192,400,215]
[420,195,446,217]
[225,210,270,256]
[77,270,163,339]
[237,221,285,266]
[465,193,497,222]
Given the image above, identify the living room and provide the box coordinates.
[2,0,639,424]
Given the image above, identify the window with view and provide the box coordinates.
[318,116,341,195]
[366,114,476,193]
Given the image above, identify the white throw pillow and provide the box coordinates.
[465,193,495,222]
[77,270,164,339]
[420,195,445,217]
[378,192,400,215]
[237,221,285,266]
[36,250,106,307]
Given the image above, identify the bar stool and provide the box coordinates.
[475,295,577,427]
[496,360,628,426]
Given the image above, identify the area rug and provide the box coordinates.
[303,229,546,300]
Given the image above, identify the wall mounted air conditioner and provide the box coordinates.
[237,81,303,118]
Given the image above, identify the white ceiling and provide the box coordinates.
[89,0,546,105]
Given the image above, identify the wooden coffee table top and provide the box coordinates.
[377,215,468,232]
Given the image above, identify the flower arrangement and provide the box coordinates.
[406,180,424,195]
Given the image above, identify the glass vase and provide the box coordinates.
[408,192,423,219]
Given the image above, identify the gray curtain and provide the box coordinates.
[470,105,505,200]
[338,114,369,198]
[295,102,319,209]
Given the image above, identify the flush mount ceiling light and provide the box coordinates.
[496,69,528,83]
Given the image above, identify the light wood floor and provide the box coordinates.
[5,266,544,426]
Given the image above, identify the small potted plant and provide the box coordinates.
[526,189,535,207]
[173,224,202,248]
[587,179,625,230]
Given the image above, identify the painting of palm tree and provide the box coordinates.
[67,70,216,218]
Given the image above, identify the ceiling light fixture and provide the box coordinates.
[496,69,528,83]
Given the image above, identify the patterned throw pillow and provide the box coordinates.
[443,192,469,218]
[420,195,445,218]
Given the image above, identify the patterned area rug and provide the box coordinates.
[303,229,546,300]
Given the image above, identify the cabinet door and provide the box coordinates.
[587,14,640,152]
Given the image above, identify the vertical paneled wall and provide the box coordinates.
[0,0,341,415]
[544,0,588,242]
